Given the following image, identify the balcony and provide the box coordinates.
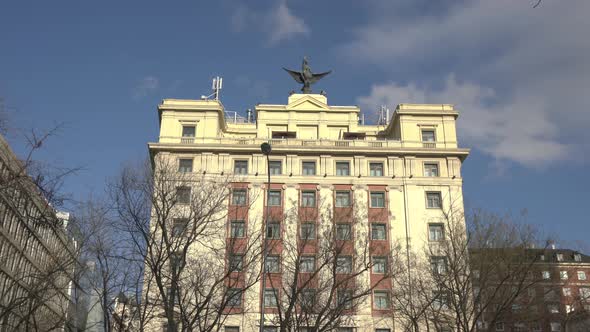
[158,136,457,149]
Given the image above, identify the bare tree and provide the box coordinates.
[109,156,263,332]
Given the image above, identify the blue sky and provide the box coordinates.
[1,0,588,247]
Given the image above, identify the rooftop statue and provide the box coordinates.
[283,56,331,94]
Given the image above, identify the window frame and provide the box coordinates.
[301,191,317,207]
[336,256,353,274]
[182,125,196,138]
[423,162,439,177]
[267,190,282,206]
[268,160,282,175]
[176,186,191,204]
[300,256,316,273]
[263,289,279,308]
[370,192,386,208]
[578,271,587,280]
[421,129,436,142]
[371,223,387,241]
[300,223,316,240]
[426,191,442,209]
[178,158,194,173]
[372,256,387,274]
[265,255,281,273]
[229,254,244,272]
[336,223,352,240]
[266,222,281,239]
[335,161,351,176]
[227,288,242,307]
[369,162,384,177]
[373,290,390,310]
[428,224,444,242]
[302,161,317,176]
[233,160,248,175]
[335,191,351,207]
[231,189,247,206]
[230,220,246,238]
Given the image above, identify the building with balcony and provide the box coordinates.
[147,92,470,332]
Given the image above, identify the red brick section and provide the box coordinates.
[225,182,250,313]
[367,185,392,316]
[298,184,320,292]
[262,183,285,314]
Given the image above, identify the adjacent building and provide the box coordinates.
[147,92,470,331]
[0,134,78,331]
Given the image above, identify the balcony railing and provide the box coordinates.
[159,136,457,149]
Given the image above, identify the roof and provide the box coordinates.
[469,248,590,264]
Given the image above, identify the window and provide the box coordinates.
[428,224,444,241]
[472,270,480,279]
[264,289,278,307]
[563,287,571,296]
[263,328,277,332]
[302,161,316,176]
[547,304,559,314]
[336,224,352,240]
[565,304,574,313]
[267,190,281,206]
[229,254,243,272]
[300,223,315,240]
[374,290,389,309]
[513,323,525,332]
[266,222,280,239]
[376,330,391,332]
[182,126,195,139]
[337,289,352,309]
[178,159,193,173]
[369,162,384,176]
[542,271,551,280]
[301,191,316,207]
[527,288,536,298]
[495,322,505,332]
[300,256,315,273]
[531,323,542,332]
[580,287,590,298]
[172,218,188,237]
[556,253,564,262]
[560,271,568,280]
[225,327,239,332]
[230,221,245,238]
[424,163,439,177]
[426,192,442,208]
[512,304,521,312]
[421,129,436,142]
[578,271,587,280]
[431,256,447,275]
[265,255,280,273]
[163,322,178,332]
[371,224,386,240]
[338,328,353,332]
[433,291,449,310]
[336,161,350,176]
[550,322,560,332]
[372,257,387,274]
[335,191,351,207]
[232,189,247,205]
[170,252,184,272]
[540,254,546,261]
[370,192,385,208]
[233,160,248,175]
[300,289,316,308]
[176,187,191,204]
[574,253,582,262]
[227,288,242,306]
[268,160,282,175]
[336,256,352,274]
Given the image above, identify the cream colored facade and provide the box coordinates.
[148,93,469,332]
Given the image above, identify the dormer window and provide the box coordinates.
[556,253,564,262]
[574,253,582,262]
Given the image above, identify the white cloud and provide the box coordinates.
[357,75,570,167]
[231,1,309,45]
[345,0,590,167]
[132,76,159,100]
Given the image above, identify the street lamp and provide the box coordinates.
[259,142,272,332]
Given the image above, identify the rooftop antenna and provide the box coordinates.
[200,76,223,100]
[377,105,390,126]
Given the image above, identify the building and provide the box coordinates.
[475,248,590,332]
[0,134,78,331]
[146,91,470,331]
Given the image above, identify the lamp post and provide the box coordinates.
[259,142,272,332]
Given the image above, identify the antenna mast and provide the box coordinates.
[200,76,223,101]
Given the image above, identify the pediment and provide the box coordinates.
[286,95,330,111]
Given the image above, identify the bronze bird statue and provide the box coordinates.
[283,56,331,94]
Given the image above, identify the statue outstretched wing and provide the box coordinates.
[309,70,332,84]
[283,68,304,84]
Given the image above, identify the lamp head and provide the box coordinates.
[260,142,272,155]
